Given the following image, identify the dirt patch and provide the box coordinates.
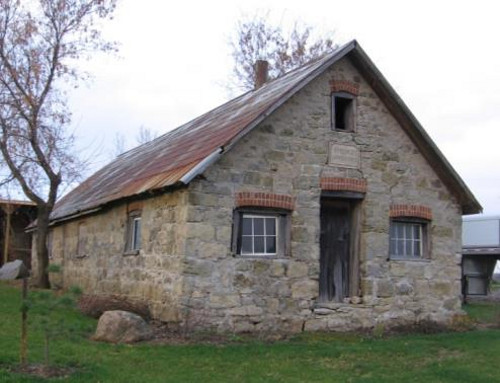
[143,321,289,345]
[9,364,76,379]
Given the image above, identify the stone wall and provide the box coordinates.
[46,190,189,322]
[181,57,463,333]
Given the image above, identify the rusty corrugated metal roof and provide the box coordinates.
[51,44,350,221]
[50,40,481,222]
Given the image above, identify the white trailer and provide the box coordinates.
[462,215,500,296]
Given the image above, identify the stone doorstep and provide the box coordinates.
[313,300,375,315]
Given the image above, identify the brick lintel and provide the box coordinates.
[235,192,295,211]
[390,204,433,220]
[329,79,360,96]
[320,177,367,193]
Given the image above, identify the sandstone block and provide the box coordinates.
[209,294,240,308]
[376,280,394,298]
[270,262,285,277]
[229,305,263,317]
[291,280,317,299]
[287,261,309,278]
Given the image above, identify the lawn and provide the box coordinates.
[1,281,500,382]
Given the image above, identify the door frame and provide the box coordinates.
[319,191,363,302]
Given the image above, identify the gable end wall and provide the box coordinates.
[183,57,463,333]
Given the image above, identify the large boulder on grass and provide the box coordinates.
[93,310,153,343]
[0,259,29,280]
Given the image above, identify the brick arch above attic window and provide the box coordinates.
[329,80,360,96]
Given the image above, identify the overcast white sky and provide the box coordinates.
[69,0,500,216]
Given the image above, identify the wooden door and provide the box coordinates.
[320,200,351,302]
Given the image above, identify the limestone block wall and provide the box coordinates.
[46,190,189,322]
[181,57,463,333]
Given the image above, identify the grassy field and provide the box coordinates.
[1,281,500,382]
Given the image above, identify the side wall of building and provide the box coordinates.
[183,57,463,332]
[43,190,189,322]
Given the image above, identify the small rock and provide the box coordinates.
[93,310,153,343]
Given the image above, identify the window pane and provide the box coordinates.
[254,218,264,235]
[395,223,403,238]
[397,240,404,256]
[133,218,141,250]
[413,225,421,240]
[254,236,265,253]
[405,240,412,257]
[266,218,276,235]
[242,217,252,235]
[241,237,253,254]
[413,240,421,256]
[405,224,412,240]
[266,237,276,254]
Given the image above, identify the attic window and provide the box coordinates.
[332,92,355,132]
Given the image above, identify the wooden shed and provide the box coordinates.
[0,199,36,269]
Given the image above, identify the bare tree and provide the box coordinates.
[229,13,337,91]
[111,126,158,158]
[112,131,126,158]
[135,125,158,145]
[0,0,117,287]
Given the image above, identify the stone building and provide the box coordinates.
[36,40,481,333]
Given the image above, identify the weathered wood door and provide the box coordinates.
[320,200,351,302]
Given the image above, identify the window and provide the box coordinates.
[125,211,141,253]
[332,92,355,131]
[232,208,290,257]
[241,215,277,256]
[76,222,87,258]
[389,219,428,259]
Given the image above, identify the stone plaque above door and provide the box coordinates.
[328,143,360,169]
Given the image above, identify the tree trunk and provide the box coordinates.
[35,205,51,289]
[20,277,28,366]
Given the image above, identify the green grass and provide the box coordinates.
[1,281,500,382]
[464,301,500,324]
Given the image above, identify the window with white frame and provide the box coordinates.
[240,215,277,256]
[232,208,291,257]
[389,220,428,259]
[125,211,141,253]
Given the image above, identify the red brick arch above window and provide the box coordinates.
[329,80,360,96]
[235,192,295,211]
[390,204,433,221]
[320,177,367,193]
